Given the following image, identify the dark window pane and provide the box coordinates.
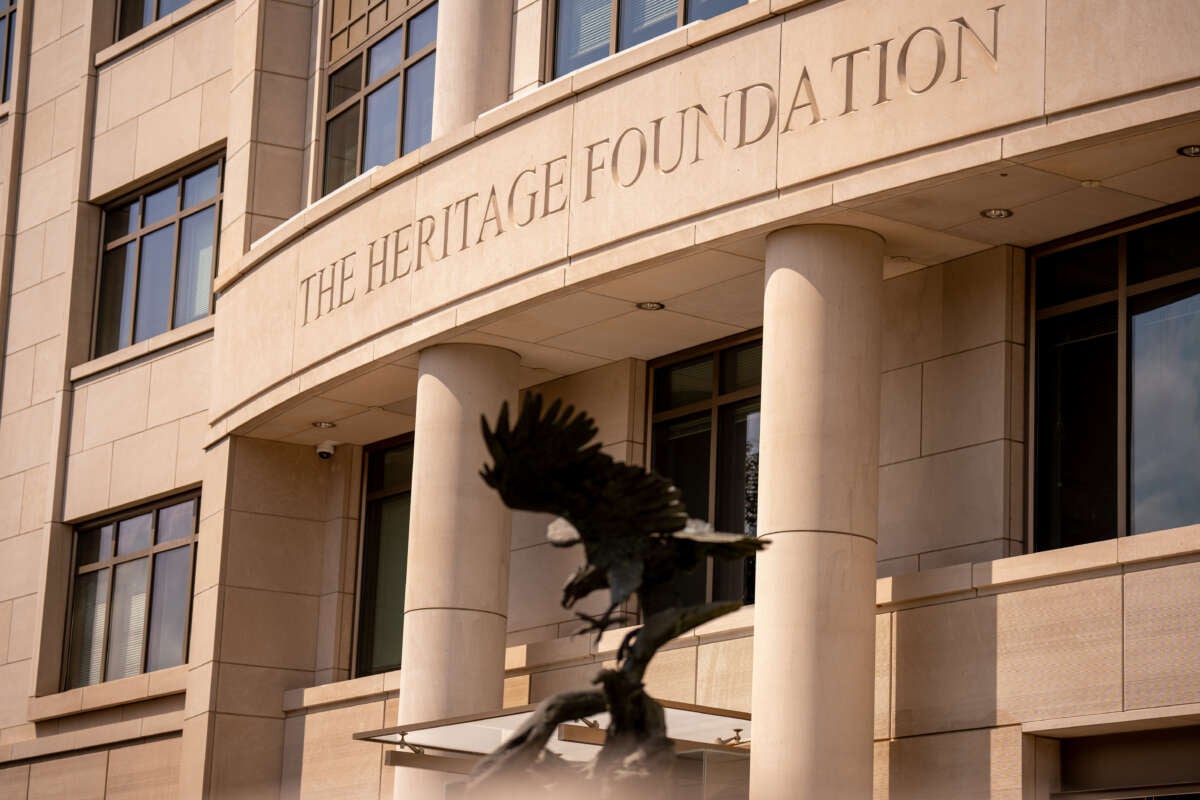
[143,184,178,227]
[96,244,136,356]
[323,104,361,193]
[1130,282,1200,534]
[713,399,759,603]
[174,207,216,326]
[652,411,711,521]
[105,200,140,243]
[555,0,611,77]
[157,499,195,543]
[182,164,220,208]
[367,27,404,82]
[401,53,434,154]
[651,412,710,608]
[686,0,745,23]
[0,16,10,104]
[363,78,400,170]
[1128,211,1200,285]
[117,512,152,555]
[328,55,363,110]
[654,355,713,412]
[1037,237,1118,308]
[118,0,151,38]
[356,493,410,675]
[106,557,148,681]
[618,0,676,51]
[407,2,437,54]
[719,340,762,394]
[77,525,115,565]
[67,568,110,688]
[146,546,191,671]
[3,10,12,102]
[1034,304,1118,550]
[367,442,414,494]
[134,225,176,342]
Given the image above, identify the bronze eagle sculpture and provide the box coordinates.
[480,393,766,635]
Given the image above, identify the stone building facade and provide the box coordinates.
[0,0,1198,797]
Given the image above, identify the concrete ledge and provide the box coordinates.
[95,0,231,67]
[1023,702,1200,738]
[281,671,393,713]
[0,712,183,763]
[69,318,214,383]
[27,665,187,722]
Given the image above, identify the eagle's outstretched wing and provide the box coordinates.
[481,394,688,545]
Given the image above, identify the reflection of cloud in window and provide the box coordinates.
[1131,291,1200,534]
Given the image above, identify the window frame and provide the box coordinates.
[647,328,762,604]
[62,492,200,690]
[0,0,16,104]
[1027,198,1200,551]
[91,156,224,359]
[320,0,438,196]
[544,0,746,81]
[351,434,414,678]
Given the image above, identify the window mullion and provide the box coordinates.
[609,0,619,56]
[126,235,142,349]
[99,564,115,683]
[141,536,156,673]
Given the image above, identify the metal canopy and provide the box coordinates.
[354,699,752,772]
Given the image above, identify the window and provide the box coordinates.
[94,159,222,358]
[0,0,15,103]
[551,0,746,78]
[1033,206,1200,551]
[323,0,437,195]
[354,438,413,676]
[649,334,761,605]
[116,0,189,39]
[65,495,198,689]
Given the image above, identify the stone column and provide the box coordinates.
[395,343,519,798]
[430,0,513,137]
[749,225,884,799]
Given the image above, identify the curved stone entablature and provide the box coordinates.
[210,0,1199,434]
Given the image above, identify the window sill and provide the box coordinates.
[69,316,214,383]
[28,664,187,722]
[94,0,229,68]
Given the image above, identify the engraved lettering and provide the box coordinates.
[874,39,892,105]
[782,67,823,131]
[337,253,355,306]
[542,156,568,217]
[831,45,871,116]
[508,166,539,227]
[299,272,320,326]
[365,232,390,293]
[611,126,648,188]
[686,103,726,165]
[650,114,685,174]
[454,193,479,252]
[583,139,609,202]
[898,26,946,94]
[951,4,1002,82]
[393,225,413,278]
[733,82,777,148]
[317,264,337,317]
[478,186,505,243]
[416,215,437,270]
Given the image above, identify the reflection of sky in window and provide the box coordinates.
[746,411,760,455]
[1131,289,1200,534]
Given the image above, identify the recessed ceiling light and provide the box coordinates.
[1177,144,1200,158]
[979,208,1013,219]
[636,301,665,311]
[1080,179,1103,189]
[312,421,337,429]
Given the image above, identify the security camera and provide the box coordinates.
[316,441,337,460]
